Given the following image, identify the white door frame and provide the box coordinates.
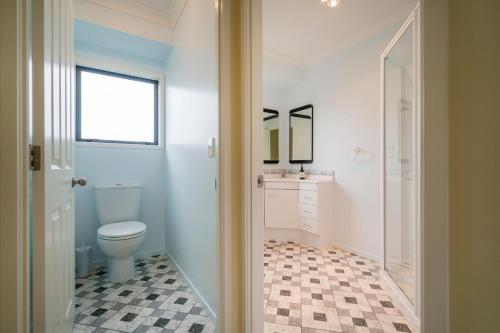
[0,0,31,332]
[241,0,450,332]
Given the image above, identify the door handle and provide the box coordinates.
[72,177,87,188]
[257,175,264,188]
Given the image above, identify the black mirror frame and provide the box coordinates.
[263,108,280,164]
[289,104,313,164]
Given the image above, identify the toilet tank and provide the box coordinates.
[94,184,142,225]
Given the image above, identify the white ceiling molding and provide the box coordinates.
[305,6,413,67]
[263,48,306,70]
[263,49,305,91]
[84,0,188,28]
[74,0,190,44]
[263,0,418,67]
[86,0,171,26]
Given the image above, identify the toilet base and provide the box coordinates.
[107,256,136,283]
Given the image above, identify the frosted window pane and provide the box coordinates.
[79,69,157,144]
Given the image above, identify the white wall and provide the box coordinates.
[164,0,218,317]
[263,25,400,260]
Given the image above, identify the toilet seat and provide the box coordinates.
[98,221,146,240]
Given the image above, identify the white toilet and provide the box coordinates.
[95,184,147,283]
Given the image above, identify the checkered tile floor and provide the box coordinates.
[264,241,415,333]
[73,255,215,333]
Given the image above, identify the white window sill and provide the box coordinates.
[75,141,164,150]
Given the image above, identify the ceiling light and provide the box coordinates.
[321,0,343,8]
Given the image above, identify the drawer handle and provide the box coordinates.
[304,210,312,214]
[304,196,311,200]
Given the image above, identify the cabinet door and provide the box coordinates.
[265,189,298,229]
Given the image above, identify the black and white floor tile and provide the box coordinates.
[264,241,415,333]
[73,255,215,333]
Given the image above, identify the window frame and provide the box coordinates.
[75,65,160,146]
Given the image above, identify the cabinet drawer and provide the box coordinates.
[299,190,318,205]
[299,216,317,234]
[299,183,318,192]
[299,203,317,219]
[265,181,299,190]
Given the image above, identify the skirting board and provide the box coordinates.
[264,228,382,263]
[164,249,217,322]
[380,271,420,331]
[327,240,382,263]
[86,248,216,322]
[265,227,319,248]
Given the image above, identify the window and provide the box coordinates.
[76,66,159,145]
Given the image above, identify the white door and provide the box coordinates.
[32,0,76,332]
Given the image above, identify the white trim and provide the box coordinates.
[329,241,383,263]
[83,0,188,29]
[164,249,217,322]
[263,48,306,70]
[380,271,420,330]
[75,141,164,150]
[85,0,171,27]
[243,0,265,332]
[87,247,218,321]
[307,6,416,67]
[419,0,449,331]
[73,0,174,45]
[0,0,31,331]
[74,53,166,150]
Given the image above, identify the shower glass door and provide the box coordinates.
[383,17,417,304]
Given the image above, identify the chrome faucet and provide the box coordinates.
[280,169,287,178]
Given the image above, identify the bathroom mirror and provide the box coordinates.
[263,108,280,163]
[289,104,313,163]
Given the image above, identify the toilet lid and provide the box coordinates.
[98,221,146,239]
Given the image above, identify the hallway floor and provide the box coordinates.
[264,241,414,333]
[73,255,215,333]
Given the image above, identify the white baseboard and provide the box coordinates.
[265,227,319,248]
[328,240,382,263]
[264,229,382,263]
[380,271,420,331]
[164,249,217,322]
[87,247,217,322]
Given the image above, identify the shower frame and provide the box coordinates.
[380,4,422,328]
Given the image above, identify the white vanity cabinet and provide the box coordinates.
[264,181,299,229]
[264,177,334,247]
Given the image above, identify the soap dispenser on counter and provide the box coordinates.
[299,164,306,180]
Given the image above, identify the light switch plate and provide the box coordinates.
[208,137,216,158]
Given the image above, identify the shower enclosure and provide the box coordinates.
[381,5,420,321]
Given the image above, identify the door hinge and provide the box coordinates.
[30,144,41,171]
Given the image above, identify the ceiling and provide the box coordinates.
[263,0,418,67]
[82,0,187,28]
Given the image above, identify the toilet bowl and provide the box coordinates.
[97,221,146,282]
[94,184,146,283]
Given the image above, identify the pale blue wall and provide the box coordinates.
[74,148,166,263]
[74,21,169,264]
[74,12,219,317]
[164,0,218,317]
[74,20,172,68]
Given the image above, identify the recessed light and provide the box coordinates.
[321,0,343,8]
